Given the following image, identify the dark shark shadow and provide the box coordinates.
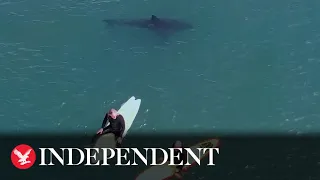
[103,15,193,38]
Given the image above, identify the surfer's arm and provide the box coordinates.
[118,115,125,138]
[101,114,109,128]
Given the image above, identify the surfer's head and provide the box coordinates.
[108,108,118,119]
[173,140,183,148]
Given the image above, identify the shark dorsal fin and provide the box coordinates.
[151,15,160,22]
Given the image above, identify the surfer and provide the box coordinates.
[157,140,187,179]
[172,140,188,178]
[91,109,125,147]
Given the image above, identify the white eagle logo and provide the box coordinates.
[13,148,32,165]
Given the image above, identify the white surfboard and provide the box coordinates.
[135,138,220,180]
[118,96,141,137]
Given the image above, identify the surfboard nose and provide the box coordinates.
[118,96,141,137]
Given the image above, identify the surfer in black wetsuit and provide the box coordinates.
[91,109,125,147]
[156,140,187,179]
[172,141,188,171]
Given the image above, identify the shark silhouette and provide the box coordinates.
[103,15,193,37]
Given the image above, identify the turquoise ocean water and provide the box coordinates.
[1,0,320,134]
